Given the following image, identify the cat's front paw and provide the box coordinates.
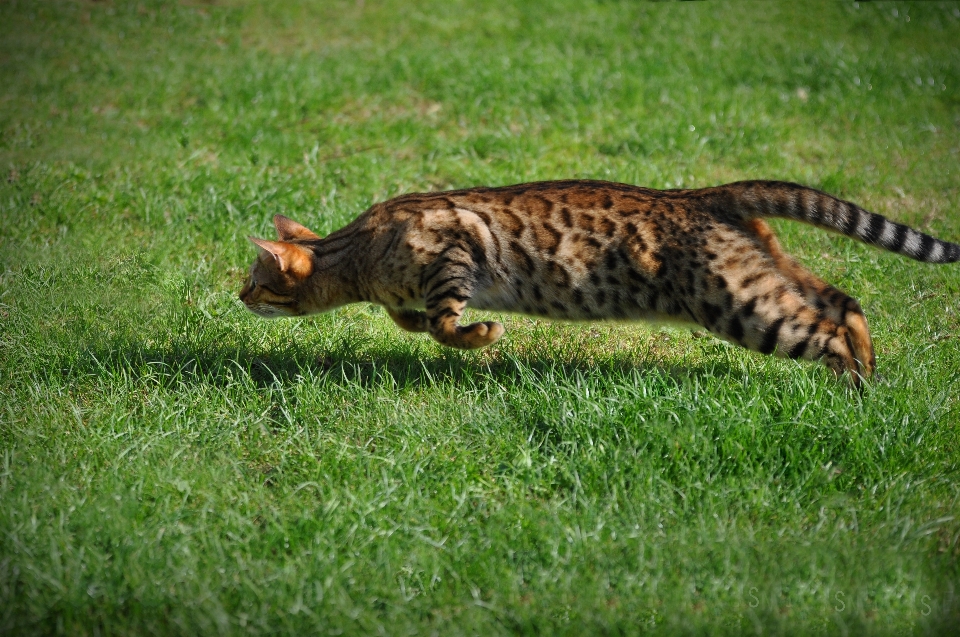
[386,308,429,332]
[457,321,505,349]
[477,321,505,345]
[433,320,505,349]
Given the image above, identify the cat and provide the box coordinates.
[239,180,960,386]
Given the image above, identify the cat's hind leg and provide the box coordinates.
[422,249,504,349]
[708,239,866,387]
[744,219,875,378]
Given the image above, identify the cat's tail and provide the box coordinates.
[718,180,960,263]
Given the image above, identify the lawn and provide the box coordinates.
[2,0,960,634]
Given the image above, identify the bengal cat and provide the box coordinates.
[239,180,960,386]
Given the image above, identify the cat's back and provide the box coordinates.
[382,180,664,217]
[372,180,711,239]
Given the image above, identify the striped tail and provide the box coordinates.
[720,180,960,263]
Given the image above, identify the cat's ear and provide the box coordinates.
[248,237,313,277]
[274,215,321,241]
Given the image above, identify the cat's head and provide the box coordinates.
[239,215,322,318]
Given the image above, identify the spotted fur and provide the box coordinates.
[240,180,960,385]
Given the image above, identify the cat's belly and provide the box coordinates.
[468,283,523,313]
[469,283,666,323]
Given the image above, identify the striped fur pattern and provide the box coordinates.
[240,180,960,385]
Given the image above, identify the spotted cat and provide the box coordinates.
[240,180,960,385]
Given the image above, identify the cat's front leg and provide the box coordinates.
[386,308,429,332]
[426,295,504,350]
[421,250,504,349]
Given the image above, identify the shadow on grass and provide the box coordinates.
[66,333,745,393]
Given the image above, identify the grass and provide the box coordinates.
[2,0,960,634]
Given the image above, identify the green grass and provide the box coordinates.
[2,0,960,634]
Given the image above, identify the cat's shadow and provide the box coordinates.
[76,336,745,391]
